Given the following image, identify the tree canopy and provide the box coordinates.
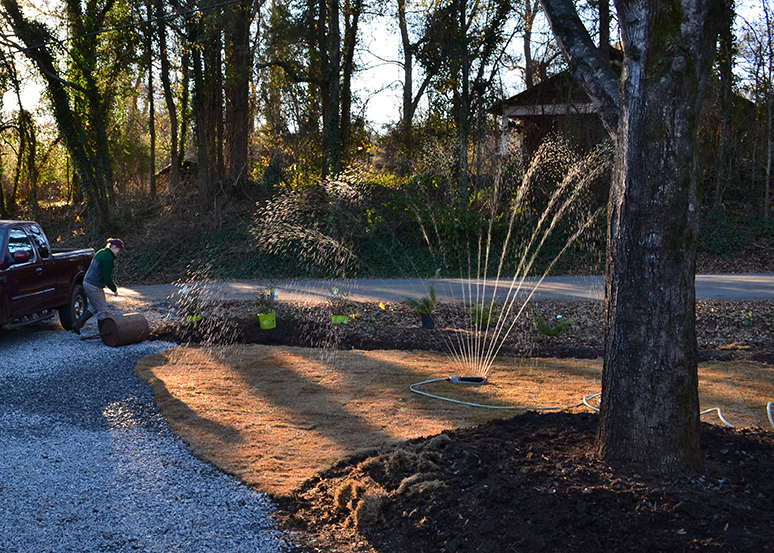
[0,0,768,224]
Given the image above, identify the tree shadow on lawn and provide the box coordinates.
[136,345,607,496]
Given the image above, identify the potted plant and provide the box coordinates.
[255,288,279,329]
[329,286,350,324]
[405,273,439,329]
[180,285,202,322]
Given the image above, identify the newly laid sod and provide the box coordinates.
[136,346,774,497]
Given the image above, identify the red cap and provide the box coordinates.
[108,238,125,253]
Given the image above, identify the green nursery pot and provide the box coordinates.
[331,315,350,324]
[259,312,276,330]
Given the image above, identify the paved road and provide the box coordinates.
[115,274,774,308]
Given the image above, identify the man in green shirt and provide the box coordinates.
[72,238,125,335]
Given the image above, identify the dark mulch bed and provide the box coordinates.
[150,314,604,360]
[275,412,774,553]
[149,311,774,553]
[150,311,774,365]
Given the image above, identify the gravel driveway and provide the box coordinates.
[0,323,288,553]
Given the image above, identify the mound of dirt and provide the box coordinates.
[277,412,774,553]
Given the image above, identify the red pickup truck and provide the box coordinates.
[0,220,94,330]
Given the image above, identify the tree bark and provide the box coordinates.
[146,1,156,199]
[2,0,114,228]
[225,0,254,192]
[541,0,730,472]
[156,0,180,190]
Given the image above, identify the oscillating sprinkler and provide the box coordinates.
[449,375,487,385]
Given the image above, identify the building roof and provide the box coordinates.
[495,50,623,118]
[497,71,596,118]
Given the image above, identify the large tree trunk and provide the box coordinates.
[225,0,253,193]
[541,0,730,472]
[599,0,729,471]
[156,0,180,189]
[599,42,701,471]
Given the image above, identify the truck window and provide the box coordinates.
[28,225,51,259]
[7,228,35,265]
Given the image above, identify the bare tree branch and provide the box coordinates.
[539,0,619,135]
[256,59,321,86]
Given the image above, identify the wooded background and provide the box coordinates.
[0,0,771,282]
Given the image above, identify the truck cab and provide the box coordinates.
[0,221,94,329]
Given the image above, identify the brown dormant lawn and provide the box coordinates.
[135,345,774,498]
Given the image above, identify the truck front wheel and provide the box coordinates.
[59,284,88,330]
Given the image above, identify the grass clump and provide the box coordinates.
[404,270,440,315]
[470,300,501,326]
[533,312,577,336]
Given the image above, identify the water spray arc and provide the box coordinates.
[409,141,774,431]
[403,140,613,414]
[442,140,611,382]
